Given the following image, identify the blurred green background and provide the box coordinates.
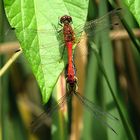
[0,0,140,140]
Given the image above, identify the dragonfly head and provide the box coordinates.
[60,15,72,24]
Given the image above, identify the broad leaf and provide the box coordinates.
[4,0,89,103]
[123,0,140,26]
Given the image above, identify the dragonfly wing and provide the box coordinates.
[74,8,121,39]
[9,27,68,67]
[31,92,71,132]
[74,92,119,120]
[11,26,60,35]
[9,26,65,52]
[73,92,118,134]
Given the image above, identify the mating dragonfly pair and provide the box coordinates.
[24,8,122,134]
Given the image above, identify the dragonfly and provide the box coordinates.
[30,8,121,134]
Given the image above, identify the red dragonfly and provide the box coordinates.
[30,9,121,134]
[59,15,76,84]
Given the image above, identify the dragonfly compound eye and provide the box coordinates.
[60,15,72,24]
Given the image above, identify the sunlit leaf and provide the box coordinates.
[4,0,88,103]
[123,0,140,26]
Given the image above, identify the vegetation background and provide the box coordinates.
[0,0,140,140]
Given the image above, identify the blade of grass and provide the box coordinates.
[120,18,140,53]
[0,50,22,77]
[0,2,11,140]
[90,42,136,140]
[52,78,68,140]
[99,1,125,139]
[81,1,107,139]
[81,49,100,140]
[1,73,10,140]
[9,87,28,140]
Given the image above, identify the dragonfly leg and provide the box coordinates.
[60,46,66,61]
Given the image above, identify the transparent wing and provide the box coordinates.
[73,91,119,134]
[31,92,72,132]
[31,90,119,133]
[74,8,121,38]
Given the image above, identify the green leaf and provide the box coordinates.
[123,0,140,26]
[4,0,89,103]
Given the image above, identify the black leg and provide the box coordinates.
[60,46,66,60]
